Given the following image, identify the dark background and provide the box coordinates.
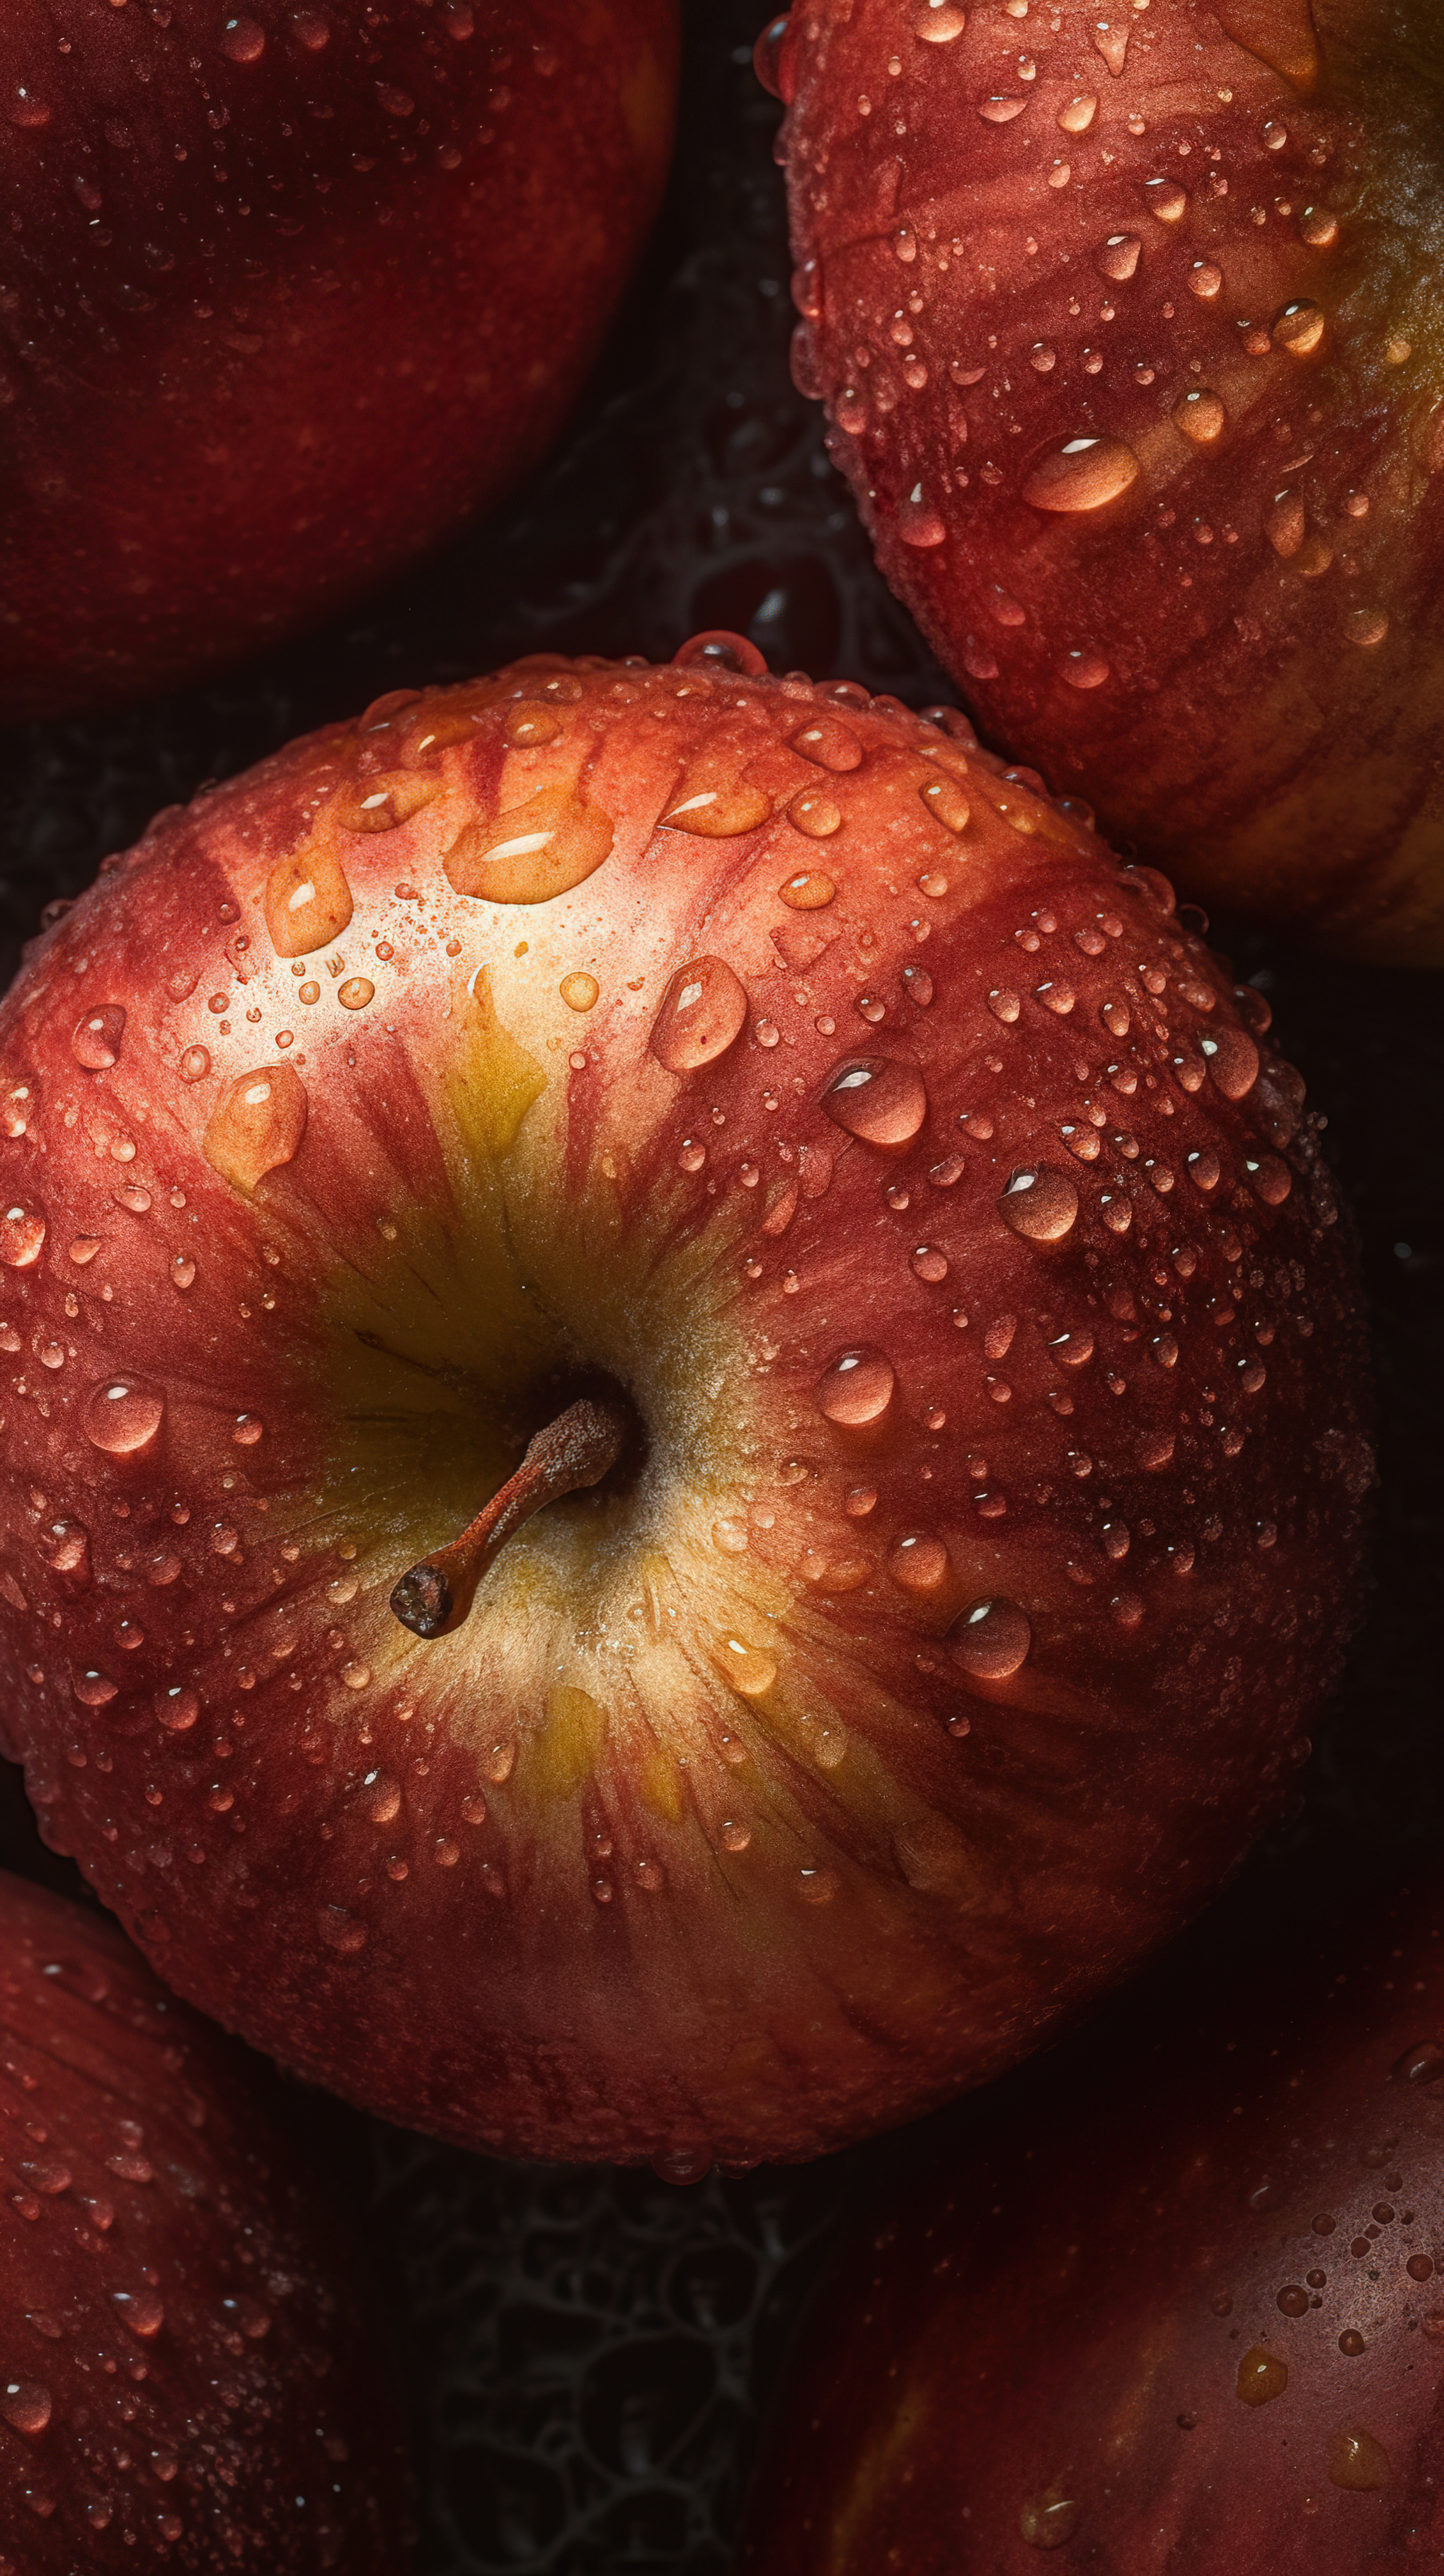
[1,5,1438,2570]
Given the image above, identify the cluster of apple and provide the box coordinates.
[0,0,1433,2564]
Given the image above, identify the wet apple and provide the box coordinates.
[0,1868,408,2568]
[741,1851,1444,2572]
[0,638,1370,2166]
[0,0,677,719]
[769,0,1444,961]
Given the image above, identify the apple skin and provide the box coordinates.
[0,0,677,722]
[0,1865,409,2569]
[770,0,1444,963]
[740,1851,1444,2574]
[0,643,1370,2168]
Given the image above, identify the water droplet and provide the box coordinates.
[1277,2284,1309,2316]
[979,94,1026,122]
[71,1006,126,1071]
[1035,979,1076,1015]
[111,2287,164,2338]
[1346,607,1389,648]
[1091,15,1130,71]
[1188,259,1223,299]
[265,840,353,958]
[713,1635,777,1696]
[1329,2429,1389,2491]
[202,1064,307,1192]
[919,774,970,833]
[1145,178,1188,222]
[911,1245,949,1282]
[889,1534,949,1589]
[779,870,836,909]
[318,1906,368,1953]
[560,972,599,1011]
[85,1378,165,1456]
[1058,92,1096,131]
[661,774,772,837]
[673,629,769,678]
[232,1413,263,1445]
[0,2382,51,2436]
[915,0,965,35]
[1097,234,1141,282]
[1200,1027,1259,1099]
[816,1346,895,1425]
[446,786,614,899]
[1266,490,1306,558]
[997,1166,1079,1243]
[118,1184,151,1216]
[0,1205,45,1267]
[1019,2487,1082,2551]
[1172,386,1225,444]
[1273,298,1324,355]
[219,13,265,60]
[650,958,749,1071]
[951,1597,1031,1679]
[1393,2041,1444,2086]
[899,490,947,546]
[74,1669,119,1708]
[787,791,843,837]
[1023,436,1140,513]
[752,13,791,98]
[1060,650,1111,690]
[179,1045,211,1081]
[1237,2347,1288,2406]
[821,1056,927,1146]
[159,1688,199,1732]
[337,977,374,1010]
[1298,202,1338,247]
[791,718,863,771]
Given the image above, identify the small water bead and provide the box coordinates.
[911,1245,949,1282]
[889,1534,949,1590]
[232,1414,263,1445]
[844,1485,877,1516]
[997,1167,1079,1243]
[1098,234,1141,282]
[71,1006,126,1071]
[791,717,863,771]
[816,1347,896,1425]
[159,1688,199,1732]
[1023,436,1140,514]
[179,1045,211,1081]
[979,94,1026,122]
[1145,178,1188,222]
[919,775,970,833]
[560,972,599,1011]
[952,1597,1031,1679]
[901,965,933,1005]
[787,790,843,839]
[1060,651,1111,690]
[885,1183,911,1211]
[915,0,965,34]
[1057,92,1096,131]
[74,1670,119,1708]
[1188,260,1223,299]
[917,871,949,897]
[1247,1154,1293,1205]
[203,1064,308,1193]
[0,1206,45,1267]
[821,1057,927,1145]
[1346,607,1389,648]
[117,1185,151,1216]
[1035,979,1075,1015]
[651,958,749,1072]
[678,1139,707,1173]
[779,870,836,908]
[84,1377,165,1456]
[857,994,887,1025]
[714,1635,777,1696]
[988,990,1021,1025]
[1273,298,1324,355]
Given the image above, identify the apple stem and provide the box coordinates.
[389,1391,631,1638]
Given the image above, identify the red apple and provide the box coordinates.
[0,1865,408,2568]
[0,0,677,722]
[767,0,1444,963]
[740,1849,1444,2572]
[0,638,1369,2168]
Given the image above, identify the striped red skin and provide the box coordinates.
[0,0,677,721]
[0,1870,408,2571]
[740,1861,1444,2575]
[774,0,1444,962]
[0,648,1368,2166]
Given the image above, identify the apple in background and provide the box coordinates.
[0,0,677,723]
[0,1866,409,2569]
[767,0,1444,964]
[740,1848,1444,2573]
[0,636,1369,2169]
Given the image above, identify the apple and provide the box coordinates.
[0,1864,409,2568]
[740,1846,1444,2572]
[0,637,1370,2168]
[0,0,677,723]
[765,0,1444,964]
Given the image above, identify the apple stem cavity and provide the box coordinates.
[389,1392,632,1638]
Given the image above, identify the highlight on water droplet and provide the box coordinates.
[787,791,843,838]
[816,1345,896,1425]
[1145,178,1188,222]
[1059,651,1111,690]
[1022,436,1140,514]
[203,1063,308,1192]
[0,2380,51,2436]
[820,1056,927,1146]
[1058,93,1096,132]
[71,1005,127,1071]
[997,1166,1079,1242]
[791,716,863,773]
[85,1376,166,1456]
[0,1204,45,1267]
[951,1596,1031,1679]
[219,13,265,60]
[649,958,750,1072]
[1200,1027,1259,1100]
[919,774,970,834]
[660,771,773,837]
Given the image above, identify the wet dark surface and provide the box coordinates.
[0,3,1439,2571]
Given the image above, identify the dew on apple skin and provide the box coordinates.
[919,774,970,834]
[202,1064,308,1192]
[779,870,836,909]
[1273,297,1325,356]
[1022,436,1140,514]
[787,792,843,838]
[1330,2429,1390,2491]
[265,841,353,959]
[661,773,774,837]
[820,1055,927,1145]
[219,13,265,62]
[911,1245,948,1282]
[318,1907,368,1954]
[889,1534,949,1591]
[84,1377,165,1457]
[1236,2346,1288,2405]
[997,1167,1079,1244]
[816,1347,895,1425]
[651,958,750,1072]
[74,1670,119,1708]
[560,972,600,1010]
[0,1204,46,1267]
[1019,2485,1082,2549]
[714,1636,777,1697]
[71,1005,126,1071]
[791,716,863,772]
[111,2286,164,2339]
[169,1253,195,1290]
[951,1597,1031,1679]
[1,2381,52,2437]
[1392,2041,1444,2086]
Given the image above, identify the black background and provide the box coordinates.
[1,5,1439,2570]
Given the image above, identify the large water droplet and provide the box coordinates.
[0,1204,45,1267]
[951,1597,1031,1678]
[0,2381,51,2435]
[779,870,836,909]
[649,958,750,1071]
[1329,2430,1389,2491]
[816,1347,895,1425]
[71,1006,126,1071]
[219,13,265,60]
[1237,2347,1288,2406]
[915,0,965,40]
[1097,234,1141,282]
[1145,178,1188,222]
[203,1064,308,1192]
[445,787,614,902]
[1019,2487,1082,2551]
[997,1166,1079,1242]
[820,1056,927,1145]
[1022,437,1140,513]
[85,1378,165,1456]
[791,717,863,772]
[888,1534,949,1590]
[1172,387,1225,445]
[660,771,774,836]
[1273,298,1324,356]
[1201,1027,1259,1100]
[713,1635,777,1697]
[673,629,769,678]
[1057,93,1096,132]
[265,841,353,958]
